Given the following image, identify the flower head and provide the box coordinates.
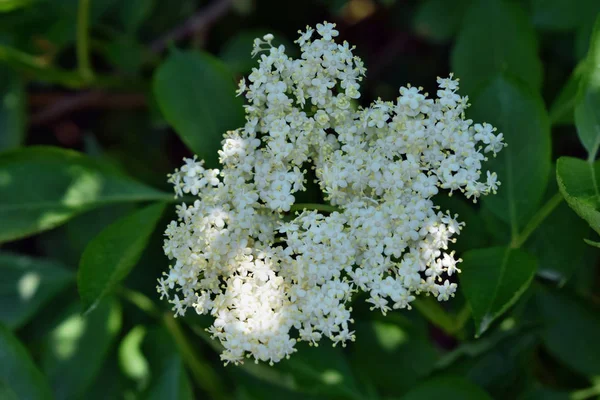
[159,22,505,365]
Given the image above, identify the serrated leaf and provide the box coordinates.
[0,252,73,329]
[41,299,122,400]
[574,14,600,159]
[153,50,244,167]
[537,287,600,377]
[0,324,53,400]
[401,376,492,400]
[460,247,537,336]
[0,146,171,243]
[470,76,551,235]
[78,203,165,314]
[556,156,600,236]
[451,0,542,95]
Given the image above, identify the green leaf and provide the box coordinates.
[575,15,600,159]
[0,66,25,151]
[451,0,542,95]
[549,61,586,126]
[117,0,155,33]
[0,252,73,329]
[401,376,492,400]
[460,247,537,336]
[556,156,600,236]
[526,175,592,285]
[537,287,600,377]
[350,320,437,396]
[279,343,362,399]
[141,327,193,400]
[530,0,599,31]
[0,146,170,243]
[412,0,472,43]
[153,50,244,167]
[0,380,19,400]
[118,326,149,389]
[0,0,36,12]
[82,353,130,400]
[0,324,53,400]
[41,298,122,400]
[527,201,592,284]
[470,76,551,235]
[78,203,165,314]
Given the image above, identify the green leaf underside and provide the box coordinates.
[0,324,53,400]
[0,252,73,329]
[452,0,542,95]
[0,147,170,243]
[153,50,244,167]
[575,14,600,159]
[471,76,551,235]
[460,246,537,336]
[557,156,600,235]
[78,202,166,314]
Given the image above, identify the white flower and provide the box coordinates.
[316,22,339,41]
[159,22,505,366]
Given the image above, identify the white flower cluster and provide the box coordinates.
[158,22,505,366]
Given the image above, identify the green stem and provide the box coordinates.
[571,384,600,400]
[289,203,341,214]
[76,0,94,82]
[0,44,131,89]
[162,314,229,400]
[117,287,161,318]
[511,192,563,249]
[118,288,228,400]
[453,305,472,334]
[413,297,456,336]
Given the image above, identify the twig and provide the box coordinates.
[149,0,232,54]
[29,0,233,127]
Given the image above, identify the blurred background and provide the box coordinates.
[1,0,600,399]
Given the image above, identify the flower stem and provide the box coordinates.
[76,0,94,82]
[117,288,229,400]
[511,192,563,249]
[162,314,230,400]
[289,203,341,214]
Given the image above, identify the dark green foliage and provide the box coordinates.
[0,0,598,399]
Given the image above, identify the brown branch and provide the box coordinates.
[149,0,232,54]
[29,0,233,127]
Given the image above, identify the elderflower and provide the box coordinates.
[158,22,506,366]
